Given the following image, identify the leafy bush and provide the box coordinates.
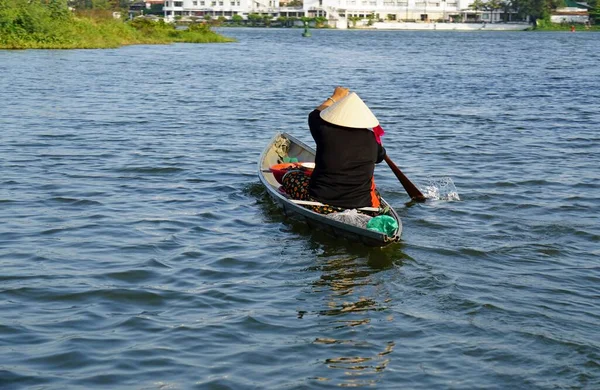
[188,22,211,33]
[129,17,175,36]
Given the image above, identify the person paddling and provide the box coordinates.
[282,87,387,214]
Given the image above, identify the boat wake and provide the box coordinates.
[421,177,460,201]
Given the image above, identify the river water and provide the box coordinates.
[1,28,599,389]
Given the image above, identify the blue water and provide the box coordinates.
[1,28,599,389]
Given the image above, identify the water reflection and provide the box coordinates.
[253,182,407,386]
[306,254,402,387]
[320,340,395,371]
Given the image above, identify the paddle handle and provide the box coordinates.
[384,155,427,202]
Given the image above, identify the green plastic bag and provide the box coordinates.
[282,157,298,163]
[366,215,398,236]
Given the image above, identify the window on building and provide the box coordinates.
[219,1,223,4]
[174,1,183,6]
[193,0,197,5]
[200,1,205,4]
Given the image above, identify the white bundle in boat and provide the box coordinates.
[326,209,372,229]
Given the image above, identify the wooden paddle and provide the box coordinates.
[384,155,427,202]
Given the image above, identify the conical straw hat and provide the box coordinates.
[320,92,379,129]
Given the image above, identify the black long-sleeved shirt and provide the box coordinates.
[308,109,386,209]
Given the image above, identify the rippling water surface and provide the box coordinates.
[1,29,599,389]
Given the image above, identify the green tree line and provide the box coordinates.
[469,0,599,25]
[67,0,131,10]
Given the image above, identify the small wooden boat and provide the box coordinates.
[258,132,402,247]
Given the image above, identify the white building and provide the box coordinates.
[162,0,522,27]
[163,0,286,20]
[303,0,481,28]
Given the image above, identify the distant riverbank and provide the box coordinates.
[531,21,599,31]
[217,21,598,32]
[370,21,530,31]
[367,21,599,31]
[0,5,234,50]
